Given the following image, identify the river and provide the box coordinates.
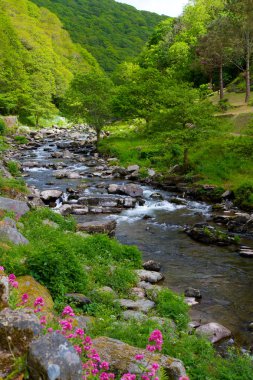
[17,131,253,347]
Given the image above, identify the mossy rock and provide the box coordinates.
[17,276,54,312]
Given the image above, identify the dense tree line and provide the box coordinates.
[31,0,167,72]
[0,0,100,125]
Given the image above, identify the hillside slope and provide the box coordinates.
[31,0,167,72]
[0,0,99,122]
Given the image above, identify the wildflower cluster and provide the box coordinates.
[1,266,190,380]
[8,273,19,289]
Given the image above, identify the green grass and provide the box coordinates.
[101,115,253,209]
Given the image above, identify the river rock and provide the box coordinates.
[117,298,155,313]
[40,190,62,201]
[130,287,146,298]
[185,297,199,306]
[184,287,202,299]
[195,322,232,343]
[185,223,236,246]
[68,172,81,179]
[135,269,164,283]
[59,204,73,216]
[143,260,161,272]
[0,308,41,354]
[92,337,187,379]
[0,219,29,245]
[27,332,83,380]
[65,293,91,306]
[77,220,117,236]
[121,184,143,198]
[0,197,29,218]
[127,164,140,173]
[150,192,164,200]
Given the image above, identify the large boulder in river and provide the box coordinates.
[0,308,41,354]
[40,190,62,202]
[185,223,236,246]
[108,183,143,198]
[27,332,83,380]
[77,220,117,236]
[195,322,231,344]
[92,337,187,380]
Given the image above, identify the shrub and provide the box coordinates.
[7,161,21,177]
[156,288,189,329]
[234,183,253,210]
[0,118,6,135]
[14,135,28,144]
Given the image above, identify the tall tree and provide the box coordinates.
[63,73,114,144]
[197,16,235,100]
[226,0,253,102]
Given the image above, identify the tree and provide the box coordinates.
[226,0,253,102]
[197,16,235,100]
[63,73,114,143]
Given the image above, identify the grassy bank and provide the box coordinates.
[1,208,253,379]
[99,108,253,209]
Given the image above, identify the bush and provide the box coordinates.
[234,183,253,210]
[156,288,189,329]
[0,118,6,135]
[14,135,28,144]
[7,161,21,177]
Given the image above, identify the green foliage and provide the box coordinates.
[6,161,21,177]
[156,289,189,329]
[13,136,28,144]
[234,183,253,210]
[31,0,166,72]
[0,175,27,196]
[63,72,114,141]
[0,0,99,121]
[0,118,6,135]
[1,209,141,301]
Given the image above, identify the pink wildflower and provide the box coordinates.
[59,319,73,331]
[135,354,144,361]
[62,305,75,317]
[74,345,82,355]
[0,266,4,271]
[146,330,163,352]
[76,328,85,337]
[48,327,53,333]
[34,297,45,307]
[121,374,136,380]
[179,377,190,380]
[8,274,16,281]
[40,315,47,325]
[100,361,110,370]
[21,293,29,304]
[10,280,18,288]
[152,363,159,371]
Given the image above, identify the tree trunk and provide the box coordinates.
[35,114,39,127]
[95,128,101,147]
[183,147,190,171]
[219,64,224,100]
[245,36,251,103]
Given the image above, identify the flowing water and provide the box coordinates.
[18,136,253,347]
